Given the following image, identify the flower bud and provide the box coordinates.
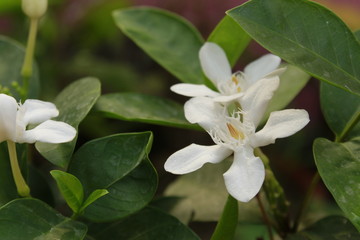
[22,0,48,19]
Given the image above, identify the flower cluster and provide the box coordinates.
[165,42,309,202]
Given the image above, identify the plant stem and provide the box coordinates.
[21,17,38,99]
[291,172,320,232]
[256,194,274,240]
[210,194,238,240]
[7,141,30,197]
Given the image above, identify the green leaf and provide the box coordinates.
[90,207,200,240]
[235,224,270,240]
[286,216,360,240]
[208,15,251,67]
[50,170,84,214]
[262,65,310,123]
[68,132,157,222]
[0,198,87,240]
[227,0,360,96]
[36,77,101,168]
[95,92,197,129]
[314,137,360,231]
[0,35,39,98]
[320,82,360,141]
[149,196,183,213]
[79,189,109,213]
[113,7,205,84]
[355,30,360,41]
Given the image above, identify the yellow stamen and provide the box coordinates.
[231,75,239,85]
[227,123,245,140]
[232,76,242,92]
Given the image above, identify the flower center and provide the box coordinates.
[226,123,245,140]
[231,75,242,93]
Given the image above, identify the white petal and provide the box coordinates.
[263,67,286,79]
[164,143,233,174]
[170,83,219,97]
[223,147,265,202]
[252,109,310,147]
[184,97,225,131]
[244,54,281,85]
[240,77,280,127]
[20,99,59,125]
[0,94,17,142]
[18,120,76,144]
[199,42,232,86]
[213,92,243,103]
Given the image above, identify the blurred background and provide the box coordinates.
[0,0,359,238]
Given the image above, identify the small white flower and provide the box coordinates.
[0,94,76,144]
[165,83,309,202]
[171,42,284,103]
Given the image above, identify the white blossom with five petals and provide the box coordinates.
[0,94,76,144]
[164,76,310,202]
[171,42,284,103]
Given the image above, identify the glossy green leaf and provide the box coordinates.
[227,0,360,96]
[90,207,200,240]
[113,7,205,84]
[286,216,360,240]
[208,15,251,67]
[0,35,39,99]
[80,189,109,213]
[320,82,360,141]
[68,132,157,222]
[0,198,87,240]
[50,170,84,214]
[314,137,360,231]
[95,93,197,129]
[262,65,310,123]
[36,77,101,168]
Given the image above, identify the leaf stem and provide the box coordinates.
[291,172,320,231]
[21,18,38,99]
[256,194,274,240]
[210,194,238,240]
[7,141,31,197]
[335,111,360,142]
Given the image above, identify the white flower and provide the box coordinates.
[0,94,76,144]
[170,42,284,103]
[164,79,309,202]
